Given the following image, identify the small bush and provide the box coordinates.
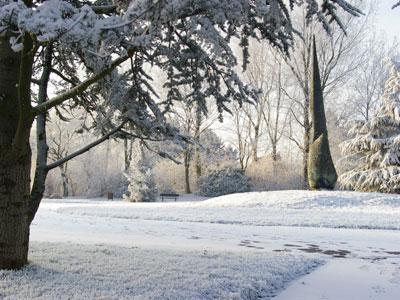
[198,168,251,197]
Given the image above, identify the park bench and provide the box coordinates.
[160,193,179,202]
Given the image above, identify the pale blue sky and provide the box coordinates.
[376,0,399,40]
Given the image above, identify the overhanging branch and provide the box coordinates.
[32,50,135,116]
[45,121,127,171]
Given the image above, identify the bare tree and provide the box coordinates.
[235,42,292,166]
[230,103,253,170]
[346,33,399,122]
[170,90,218,193]
[47,119,76,197]
[262,55,291,162]
[242,43,272,162]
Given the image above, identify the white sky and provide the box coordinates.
[376,0,400,40]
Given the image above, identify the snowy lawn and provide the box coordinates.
[2,190,400,299]
[52,190,400,230]
[0,243,320,300]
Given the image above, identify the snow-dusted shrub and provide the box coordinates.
[198,168,251,197]
[339,60,400,193]
[124,144,158,202]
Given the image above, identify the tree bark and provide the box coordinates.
[252,125,260,162]
[60,166,69,198]
[183,149,191,194]
[124,138,133,172]
[0,35,33,269]
[303,99,311,189]
[30,45,52,224]
[194,104,202,181]
[0,151,31,269]
[272,142,278,161]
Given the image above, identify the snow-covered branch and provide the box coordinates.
[46,121,127,171]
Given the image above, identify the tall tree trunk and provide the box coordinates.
[303,98,311,189]
[0,35,34,269]
[30,45,52,223]
[124,138,134,172]
[252,125,260,162]
[194,150,201,180]
[194,105,202,181]
[183,149,191,194]
[59,166,69,198]
[0,149,31,269]
[272,142,278,161]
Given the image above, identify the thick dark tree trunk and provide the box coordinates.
[0,35,33,269]
[0,149,31,269]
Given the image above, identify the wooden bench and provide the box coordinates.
[160,193,179,202]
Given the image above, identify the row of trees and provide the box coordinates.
[227,1,399,187]
[43,47,400,197]
[37,1,400,196]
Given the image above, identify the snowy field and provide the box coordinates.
[1,190,400,299]
[51,190,400,230]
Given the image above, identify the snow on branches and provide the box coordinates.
[339,60,400,193]
[0,0,362,146]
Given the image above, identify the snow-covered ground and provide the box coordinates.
[51,190,400,230]
[1,190,400,299]
[0,243,320,299]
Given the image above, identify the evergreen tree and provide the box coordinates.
[307,37,337,190]
[340,60,400,192]
[124,142,158,202]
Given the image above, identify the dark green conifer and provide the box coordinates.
[307,37,337,190]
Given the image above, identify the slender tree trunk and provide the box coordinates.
[303,98,311,189]
[0,35,34,269]
[194,104,202,181]
[30,45,52,223]
[272,142,278,161]
[124,138,133,172]
[59,166,69,198]
[183,149,191,194]
[252,125,260,162]
[194,150,201,180]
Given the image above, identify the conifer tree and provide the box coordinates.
[307,37,337,189]
[340,60,400,192]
